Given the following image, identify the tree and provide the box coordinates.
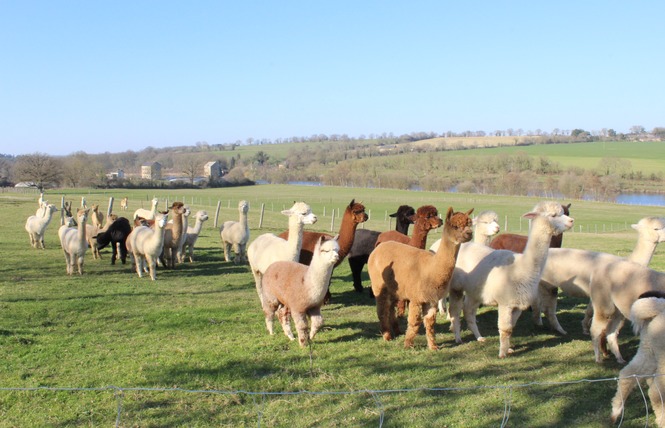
[630,125,645,134]
[179,156,201,185]
[12,153,62,190]
[652,127,665,138]
[253,151,270,166]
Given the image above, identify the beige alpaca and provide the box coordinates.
[58,208,90,275]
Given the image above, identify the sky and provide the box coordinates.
[1,1,664,157]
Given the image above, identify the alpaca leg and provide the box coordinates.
[187,245,194,263]
[348,256,366,293]
[292,312,310,347]
[650,376,665,428]
[133,252,143,277]
[448,290,465,343]
[532,284,546,327]
[262,301,277,335]
[396,299,407,318]
[404,302,423,349]
[423,304,438,351]
[375,291,395,341]
[223,242,231,262]
[611,350,651,423]
[541,286,567,335]
[498,306,522,358]
[253,271,264,306]
[277,305,295,340]
[590,312,610,363]
[77,255,84,275]
[605,316,626,364]
[146,255,157,280]
[582,302,594,335]
[308,308,323,340]
[463,296,485,342]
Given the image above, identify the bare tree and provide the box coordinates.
[12,153,63,190]
[179,156,201,185]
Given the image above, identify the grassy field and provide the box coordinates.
[2,185,665,427]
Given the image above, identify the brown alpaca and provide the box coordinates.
[490,203,571,252]
[160,202,187,268]
[374,205,444,315]
[368,207,474,350]
[278,199,368,267]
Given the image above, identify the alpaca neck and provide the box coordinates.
[522,216,552,272]
[335,209,360,261]
[192,218,204,234]
[171,213,184,241]
[239,210,249,231]
[629,235,658,265]
[396,221,411,235]
[474,232,493,246]
[407,222,431,249]
[305,257,336,302]
[77,217,87,248]
[286,216,306,261]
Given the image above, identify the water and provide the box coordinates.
[615,193,665,207]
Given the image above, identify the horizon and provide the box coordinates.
[2,1,664,157]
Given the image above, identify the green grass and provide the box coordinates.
[2,185,665,426]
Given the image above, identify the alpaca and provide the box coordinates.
[90,204,104,229]
[368,207,474,350]
[247,201,318,306]
[127,212,169,280]
[535,216,665,336]
[81,196,87,209]
[589,256,665,364]
[611,291,665,427]
[58,208,90,275]
[446,201,573,357]
[278,199,367,267]
[374,205,442,249]
[133,197,159,222]
[373,205,443,316]
[220,200,250,263]
[36,193,49,217]
[489,203,571,252]
[94,217,132,265]
[160,202,187,268]
[261,236,340,346]
[347,205,415,293]
[85,223,103,259]
[181,210,209,263]
[25,204,59,249]
[120,197,129,211]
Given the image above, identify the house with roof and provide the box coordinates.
[203,160,223,180]
[141,162,162,180]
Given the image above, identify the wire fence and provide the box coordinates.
[1,374,661,427]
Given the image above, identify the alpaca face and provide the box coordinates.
[156,214,169,228]
[283,202,317,225]
[446,207,474,244]
[526,201,574,236]
[632,217,665,244]
[317,239,340,265]
[348,200,368,224]
[196,211,209,222]
[473,211,500,237]
[238,200,249,214]
[415,205,443,231]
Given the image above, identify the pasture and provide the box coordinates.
[2,185,665,427]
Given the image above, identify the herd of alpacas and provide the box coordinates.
[24,193,665,424]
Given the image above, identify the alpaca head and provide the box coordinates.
[414,205,443,231]
[91,204,100,213]
[76,208,89,224]
[151,198,159,208]
[196,210,209,223]
[444,207,474,244]
[155,213,169,229]
[631,217,665,244]
[346,199,368,225]
[390,205,416,223]
[170,201,186,216]
[523,201,574,236]
[314,235,340,266]
[238,200,249,215]
[473,210,500,237]
[282,201,317,225]
[46,204,58,215]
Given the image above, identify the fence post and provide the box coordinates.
[504,216,508,232]
[107,197,114,218]
[214,201,222,228]
[330,209,336,232]
[60,196,65,226]
[259,203,265,229]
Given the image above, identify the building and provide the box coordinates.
[203,161,222,180]
[141,162,162,180]
[106,169,125,180]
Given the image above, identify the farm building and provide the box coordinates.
[141,162,162,180]
[203,161,223,179]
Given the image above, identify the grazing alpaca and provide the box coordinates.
[94,217,132,265]
[90,204,104,229]
[611,291,665,427]
[58,208,90,275]
[220,200,250,263]
[181,210,209,263]
[347,205,415,293]
[160,202,187,268]
[375,205,442,249]
[535,216,665,336]
[120,197,129,211]
[368,207,474,350]
[489,203,571,252]
[127,213,169,280]
[25,204,59,249]
[261,236,340,346]
[446,201,573,357]
[247,202,317,306]
[133,197,159,223]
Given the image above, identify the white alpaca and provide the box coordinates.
[220,200,250,263]
[611,293,665,426]
[36,193,49,217]
[445,201,574,357]
[247,202,317,306]
[58,208,90,275]
[127,213,169,280]
[133,197,159,221]
[181,210,209,263]
[535,216,665,336]
[25,204,59,249]
[261,236,340,346]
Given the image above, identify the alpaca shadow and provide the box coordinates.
[327,288,376,307]
[323,320,380,343]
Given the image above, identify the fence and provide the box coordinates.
[0,374,661,427]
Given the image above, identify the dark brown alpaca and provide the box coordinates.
[368,207,474,350]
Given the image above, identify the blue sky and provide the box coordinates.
[1,1,663,156]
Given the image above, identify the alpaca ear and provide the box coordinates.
[388,211,398,218]
[631,223,639,230]
[446,207,454,220]
[333,234,340,241]
[280,209,291,216]
[523,212,538,219]
[349,199,355,208]
[466,208,474,216]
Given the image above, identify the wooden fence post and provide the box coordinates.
[330,208,336,232]
[259,203,265,229]
[107,197,114,218]
[214,201,222,228]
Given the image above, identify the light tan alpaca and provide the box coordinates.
[120,197,129,211]
[611,291,665,427]
[90,204,103,229]
[25,204,58,249]
[220,200,250,263]
[127,213,169,280]
[261,236,340,347]
[368,207,474,350]
[58,208,90,275]
[160,202,187,268]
